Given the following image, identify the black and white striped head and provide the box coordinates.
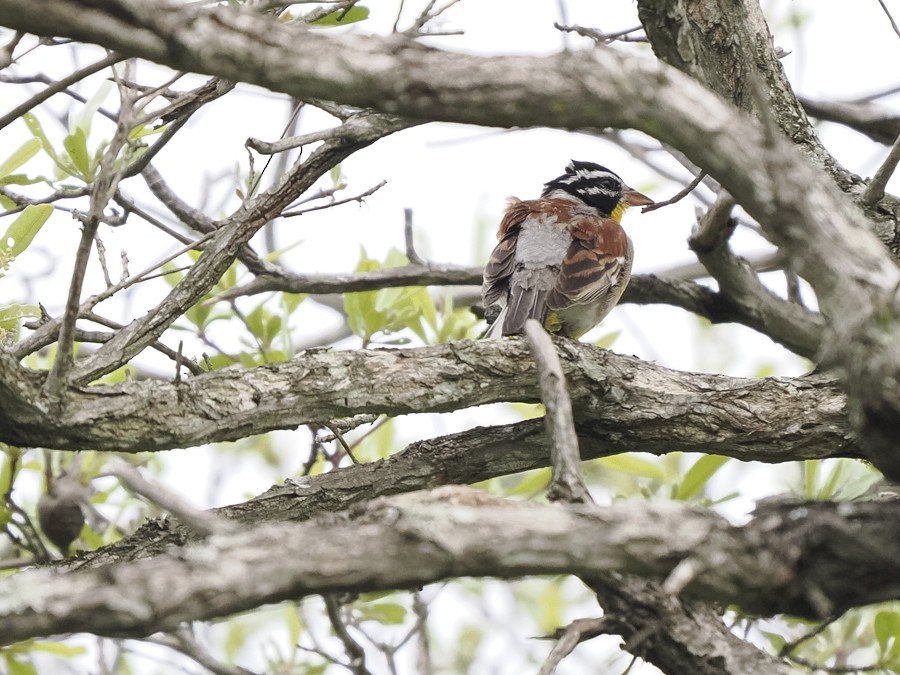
[542,160,653,218]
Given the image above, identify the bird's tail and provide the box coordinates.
[483,286,549,338]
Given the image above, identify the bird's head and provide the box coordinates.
[542,160,653,221]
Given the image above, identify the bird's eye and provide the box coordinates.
[597,177,618,190]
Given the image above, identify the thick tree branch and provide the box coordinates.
[0,341,852,458]
[2,0,899,474]
[2,488,897,645]
[800,95,900,146]
[65,400,859,573]
[583,575,794,675]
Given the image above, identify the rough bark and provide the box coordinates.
[2,487,897,646]
[2,0,899,479]
[0,341,852,458]
[584,574,795,675]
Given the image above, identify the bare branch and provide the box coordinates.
[106,460,237,537]
[524,321,592,505]
[641,170,706,213]
[860,132,900,208]
[2,490,897,644]
[799,95,900,146]
[43,64,137,397]
[537,617,608,675]
[0,51,124,130]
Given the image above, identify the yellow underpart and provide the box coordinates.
[545,312,562,334]
[611,201,627,223]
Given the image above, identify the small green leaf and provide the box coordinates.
[675,455,730,501]
[63,128,92,179]
[22,112,60,163]
[4,654,38,675]
[803,460,819,498]
[875,610,900,656]
[598,454,667,480]
[819,458,851,500]
[22,640,87,657]
[0,304,41,331]
[593,329,621,349]
[0,173,46,186]
[310,5,370,26]
[506,468,551,497]
[131,123,168,141]
[0,138,41,180]
[71,80,112,137]
[359,602,407,625]
[1,204,52,257]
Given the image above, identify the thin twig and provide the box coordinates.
[0,51,124,131]
[523,320,593,505]
[554,23,645,43]
[642,171,707,213]
[690,192,738,252]
[148,626,259,675]
[324,595,373,675]
[860,131,900,207]
[778,615,839,658]
[326,424,360,465]
[281,180,387,217]
[42,60,135,396]
[14,231,216,359]
[536,617,609,675]
[105,460,237,537]
[403,208,426,265]
[876,0,900,41]
[412,592,433,675]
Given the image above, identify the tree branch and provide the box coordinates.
[525,321,592,505]
[0,341,853,457]
[2,488,897,645]
[583,575,794,675]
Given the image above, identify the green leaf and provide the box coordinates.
[71,80,112,137]
[819,458,851,500]
[0,173,46,186]
[759,630,787,652]
[0,304,41,332]
[598,454,667,480]
[803,460,819,499]
[3,654,38,675]
[0,138,41,180]
[284,604,303,646]
[1,204,52,257]
[310,5,370,26]
[22,112,60,164]
[19,641,86,657]
[63,128,92,179]
[359,602,407,625]
[875,610,900,657]
[675,455,730,501]
[593,329,621,349]
[506,468,551,497]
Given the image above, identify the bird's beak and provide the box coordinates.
[622,188,654,207]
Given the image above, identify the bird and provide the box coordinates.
[482,160,653,339]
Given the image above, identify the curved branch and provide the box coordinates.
[2,0,898,476]
[2,488,897,644]
[0,340,852,457]
[800,95,900,146]
[219,268,824,357]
